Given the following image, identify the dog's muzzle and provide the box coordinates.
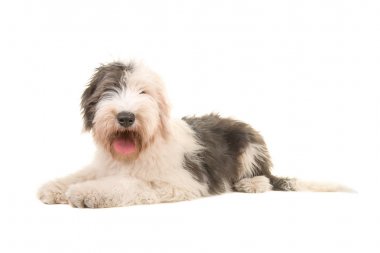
[117,111,135,127]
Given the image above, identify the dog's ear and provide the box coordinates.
[81,65,108,131]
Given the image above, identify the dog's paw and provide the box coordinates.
[66,185,118,208]
[234,176,273,193]
[37,181,68,204]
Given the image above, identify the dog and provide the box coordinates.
[38,61,351,208]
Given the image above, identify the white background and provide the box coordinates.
[0,0,379,252]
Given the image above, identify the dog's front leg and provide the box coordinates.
[37,167,98,205]
[65,176,201,208]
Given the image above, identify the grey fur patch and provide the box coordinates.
[183,113,295,193]
[182,114,273,194]
[81,61,134,130]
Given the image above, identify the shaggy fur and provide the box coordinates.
[38,61,351,208]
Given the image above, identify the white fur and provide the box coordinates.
[291,180,354,192]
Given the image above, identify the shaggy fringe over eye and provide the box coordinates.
[81,62,134,131]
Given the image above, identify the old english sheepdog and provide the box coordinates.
[38,61,351,208]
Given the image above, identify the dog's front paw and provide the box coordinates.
[37,181,68,204]
[66,185,119,208]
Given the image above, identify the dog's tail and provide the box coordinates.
[269,176,354,192]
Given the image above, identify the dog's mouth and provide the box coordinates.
[113,137,136,155]
[111,132,139,156]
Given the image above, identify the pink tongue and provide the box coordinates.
[113,139,136,155]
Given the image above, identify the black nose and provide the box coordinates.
[116,112,135,127]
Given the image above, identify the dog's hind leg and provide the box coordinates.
[233,175,273,193]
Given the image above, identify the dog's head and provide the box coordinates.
[81,61,170,161]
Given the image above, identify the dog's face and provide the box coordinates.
[81,62,170,161]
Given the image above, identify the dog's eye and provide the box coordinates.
[140,91,146,94]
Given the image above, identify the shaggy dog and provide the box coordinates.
[38,61,350,208]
